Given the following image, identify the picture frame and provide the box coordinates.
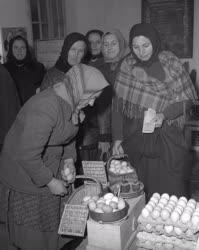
[0,27,27,63]
[141,0,194,58]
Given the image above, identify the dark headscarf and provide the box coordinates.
[129,23,165,81]
[85,29,104,62]
[129,23,161,67]
[6,35,32,65]
[55,32,88,73]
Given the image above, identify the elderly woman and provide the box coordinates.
[0,64,108,250]
[85,29,104,65]
[4,35,46,105]
[40,32,88,91]
[112,23,197,200]
[77,29,127,163]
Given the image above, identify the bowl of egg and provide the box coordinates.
[82,192,129,223]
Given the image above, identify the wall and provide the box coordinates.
[65,0,199,85]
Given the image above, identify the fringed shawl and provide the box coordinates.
[114,51,197,127]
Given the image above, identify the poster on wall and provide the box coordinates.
[142,0,194,58]
[0,27,27,63]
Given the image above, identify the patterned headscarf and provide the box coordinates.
[54,63,109,111]
[55,32,89,73]
[102,29,127,63]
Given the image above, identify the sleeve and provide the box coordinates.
[18,98,58,187]
[62,139,77,162]
[111,97,123,141]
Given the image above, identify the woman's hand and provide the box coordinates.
[112,140,124,155]
[61,158,76,183]
[47,177,68,196]
[98,142,111,160]
[153,113,165,128]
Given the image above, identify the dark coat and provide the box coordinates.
[0,64,20,147]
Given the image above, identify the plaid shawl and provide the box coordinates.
[114,51,197,124]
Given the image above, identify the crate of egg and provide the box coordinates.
[136,193,199,250]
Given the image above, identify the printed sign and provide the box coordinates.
[58,204,89,236]
[82,161,108,187]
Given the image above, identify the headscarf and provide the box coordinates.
[6,35,32,66]
[85,29,104,62]
[102,29,126,63]
[129,23,161,67]
[53,63,109,124]
[55,32,88,73]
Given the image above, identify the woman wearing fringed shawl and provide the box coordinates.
[77,29,127,164]
[112,23,197,200]
[0,64,108,250]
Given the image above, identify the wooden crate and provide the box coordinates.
[86,194,145,250]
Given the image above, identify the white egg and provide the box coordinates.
[179,196,188,203]
[175,205,184,213]
[161,209,170,220]
[168,200,176,207]
[104,193,114,200]
[191,215,199,228]
[145,204,153,213]
[188,199,196,205]
[170,195,178,203]
[152,193,160,199]
[111,196,119,203]
[121,161,127,167]
[161,193,170,200]
[145,223,152,231]
[184,207,194,215]
[171,211,180,223]
[174,227,183,236]
[141,208,150,218]
[148,200,156,208]
[177,200,186,208]
[164,225,173,234]
[152,209,160,219]
[150,197,158,204]
[159,198,168,205]
[164,206,173,213]
[186,202,196,210]
[166,204,174,211]
[181,212,191,224]
[157,203,164,210]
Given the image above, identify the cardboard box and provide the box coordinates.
[86,194,145,250]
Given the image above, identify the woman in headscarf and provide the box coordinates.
[0,64,108,250]
[112,23,197,200]
[77,29,127,163]
[4,35,46,105]
[85,29,104,65]
[40,32,88,91]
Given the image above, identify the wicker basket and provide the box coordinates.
[107,154,138,184]
[67,175,103,205]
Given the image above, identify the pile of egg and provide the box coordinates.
[109,160,134,175]
[141,193,199,229]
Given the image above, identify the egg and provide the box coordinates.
[82,196,91,204]
[94,207,104,213]
[161,209,170,220]
[171,211,180,223]
[184,207,193,215]
[148,200,156,208]
[161,193,170,200]
[102,204,113,213]
[177,200,186,208]
[145,223,152,231]
[191,215,199,226]
[111,196,119,203]
[188,199,196,205]
[109,201,118,210]
[104,193,114,200]
[170,195,178,203]
[179,196,187,203]
[142,208,150,218]
[164,225,173,234]
[181,212,191,223]
[145,204,153,213]
[166,204,174,211]
[159,198,168,205]
[186,202,196,210]
[175,205,184,214]
[174,227,183,236]
[118,198,126,210]
[88,201,96,211]
[105,199,112,205]
[150,197,158,204]
[152,209,160,219]
[168,200,176,207]
[152,193,160,199]
[157,202,165,209]
[121,161,127,167]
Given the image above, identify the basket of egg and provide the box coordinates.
[107,154,137,184]
[82,192,129,223]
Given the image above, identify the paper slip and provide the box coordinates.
[142,108,156,133]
